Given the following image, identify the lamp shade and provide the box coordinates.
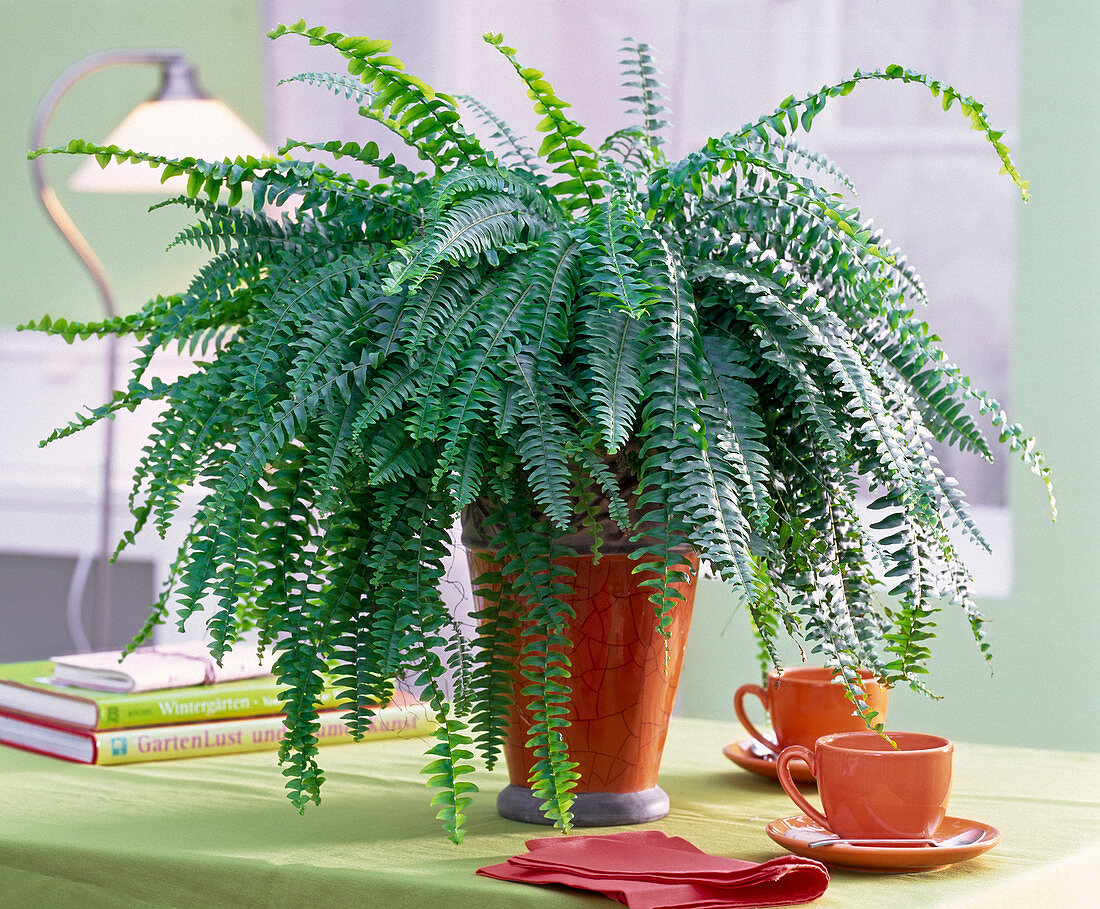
[69,97,270,193]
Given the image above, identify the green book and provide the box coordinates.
[0,661,344,730]
[0,696,435,765]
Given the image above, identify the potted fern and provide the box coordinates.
[26,22,1053,843]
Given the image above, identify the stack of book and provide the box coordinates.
[0,644,434,765]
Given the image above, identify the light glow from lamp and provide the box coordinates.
[68,55,270,193]
[69,98,270,192]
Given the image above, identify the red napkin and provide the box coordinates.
[477,830,829,908]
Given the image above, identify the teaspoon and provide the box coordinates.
[807,827,986,849]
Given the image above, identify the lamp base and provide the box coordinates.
[496,784,671,826]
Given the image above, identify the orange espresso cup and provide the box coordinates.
[733,666,888,756]
[776,731,954,839]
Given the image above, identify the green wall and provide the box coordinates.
[679,0,1100,753]
[1,0,265,328]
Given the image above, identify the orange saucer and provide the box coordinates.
[722,739,815,784]
[766,814,1002,873]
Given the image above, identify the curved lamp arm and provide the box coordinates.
[28,49,195,651]
[29,49,190,320]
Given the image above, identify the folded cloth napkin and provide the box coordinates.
[477,830,829,908]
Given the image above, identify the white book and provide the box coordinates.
[49,642,272,693]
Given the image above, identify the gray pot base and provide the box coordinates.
[496,784,671,826]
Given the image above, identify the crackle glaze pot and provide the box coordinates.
[466,549,698,826]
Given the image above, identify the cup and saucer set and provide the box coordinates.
[724,667,1001,872]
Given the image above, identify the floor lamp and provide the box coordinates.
[29,49,269,652]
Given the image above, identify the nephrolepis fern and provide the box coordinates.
[25,24,1050,841]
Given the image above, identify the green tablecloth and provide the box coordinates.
[1,717,1097,908]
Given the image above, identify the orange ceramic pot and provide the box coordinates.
[466,549,698,826]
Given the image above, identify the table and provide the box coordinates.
[1,717,1097,908]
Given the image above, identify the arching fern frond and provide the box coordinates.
[281,138,428,190]
[483,32,605,212]
[162,197,303,254]
[269,20,490,171]
[39,377,175,447]
[281,70,374,103]
[618,38,671,159]
[731,65,1029,200]
[457,93,545,177]
[383,192,549,295]
[772,137,855,193]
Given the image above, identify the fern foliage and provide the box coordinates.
[25,25,1051,841]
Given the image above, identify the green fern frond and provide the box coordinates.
[399,282,495,437]
[457,93,545,176]
[577,297,643,454]
[29,138,282,206]
[580,191,657,317]
[630,254,720,625]
[968,386,1056,519]
[19,298,182,344]
[306,391,364,516]
[421,718,480,844]
[129,358,237,536]
[732,66,1028,200]
[486,501,579,831]
[521,231,582,366]
[39,378,175,447]
[243,254,372,409]
[656,140,898,268]
[281,70,374,103]
[699,334,774,534]
[383,192,547,295]
[502,351,577,528]
[419,329,521,452]
[468,563,520,769]
[270,20,489,170]
[629,469,695,634]
[281,138,428,189]
[349,359,422,437]
[857,313,993,460]
[483,32,605,212]
[618,38,671,156]
[163,198,302,255]
[773,138,855,192]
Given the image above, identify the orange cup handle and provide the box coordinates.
[776,745,831,832]
[733,683,779,755]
